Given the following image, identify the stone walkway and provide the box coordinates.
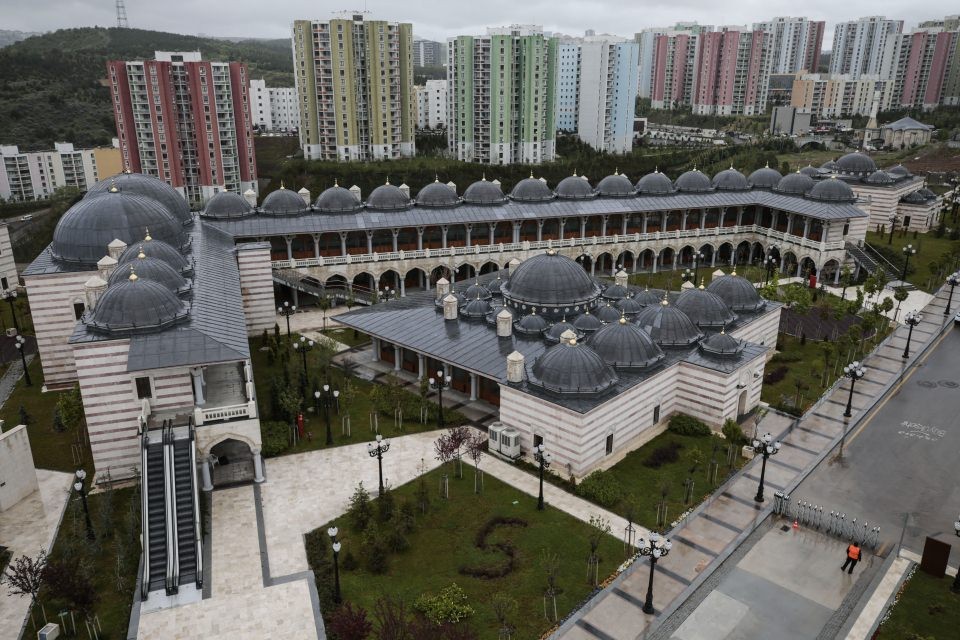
[555,285,958,640]
[0,352,33,410]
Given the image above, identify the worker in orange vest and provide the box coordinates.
[841,542,862,574]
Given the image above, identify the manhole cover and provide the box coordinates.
[939,380,958,388]
[781,525,791,531]
[918,380,938,388]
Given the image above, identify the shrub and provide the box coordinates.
[376,489,395,523]
[328,602,373,640]
[341,549,359,571]
[385,526,409,553]
[770,353,802,364]
[642,441,682,468]
[414,583,475,626]
[764,366,789,384]
[365,540,389,574]
[721,419,746,446]
[667,414,711,437]
[575,470,624,508]
[348,483,373,532]
[261,421,290,457]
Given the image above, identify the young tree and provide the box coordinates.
[2,550,48,628]
[838,266,853,301]
[328,602,374,640]
[540,551,561,622]
[42,555,99,626]
[586,515,611,586]
[892,286,909,321]
[348,482,373,532]
[372,596,412,640]
[466,431,487,494]
[491,593,518,640]
[17,404,30,426]
[433,426,471,479]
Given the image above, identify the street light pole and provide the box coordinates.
[534,443,552,511]
[277,301,296,339]
[887,214,897,245]
[429,370,451,429]
[953,518,960,593]
[842,361,866,418]
[315,384,339,446]
[2,289,19,333]
[367,434,391,496]
[74,469,96,541]
[945,272,959,317]
[327,526,342,604]
[902,311,922,359]
[693,250,704,283]
[15,336,31,387]
[293,336,314,396]
[901,244,916,283]
[749,433,781,503]
[638,533,672,614]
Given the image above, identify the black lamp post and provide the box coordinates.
[681,267,694,283]
[429,370,451,429]
[887,214,897,244]
[902,311,922,359]
[315,384,340,446]
[764,254,778,286]
[378,286,396,303]
[3,289,19,333]
[901,244,916,282]
[953,517,960,593]
[74,469,96,541]
[749,432,781,503]
[692,250,705,282]
[534,443,552,511]
[327,526,342,604]
[277,301,296,338]
[367,434,390,496]
[842,361,866,418]
[15,335,31,387]
[638,532,672,614]
[293,336,314,396]
[945,272,959,317]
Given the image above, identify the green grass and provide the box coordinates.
[865,230,960,292]
[306,467,622,640]
[876,569,960,640]
[625,264,768,292]
[320,327,370,348]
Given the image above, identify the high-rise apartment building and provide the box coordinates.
[891,28,959,110]
[250,79,300,132]
[638,23,712,101]
[829,17,903,79]
[752,17,824,74]
[577,36,640,154]
[919,15,960,31]
[292,14,416,162]
[555,40,581,132]
[650,30,701,109]
[415,79,447,129]
[413,39,444,66]
[107,51,257,205]
[790,73,892,117]
[447,25,558,164]
[692,27,770,115]
[0,142,122,202]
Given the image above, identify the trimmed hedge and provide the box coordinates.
[667,414,711,437]
[575,470,623,508]
[642,441,683,468]
[261,420,290,457]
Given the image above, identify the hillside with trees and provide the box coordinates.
[0,27,292,150]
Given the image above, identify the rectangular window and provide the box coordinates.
[135,376,152,399]
[605,434,614,455]
[73,302,85,320]
[653,405,661,424]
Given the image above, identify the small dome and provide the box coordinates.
[634,298,704,347]
[108,252,190,295]
[366,182,412,211]
[820,159,840,172]
[462,297,492,318]
[700,330,745,358]
[463,178,507,205]
[775,172,815,195]
[544,319,583,343]
[485,303,513,325]
[675,169,713,193]
[706,272,765,312]
[464,284,492,301]
[487,274,505,295]
[573,310,603,334]
[632,287,665,307]
[86,172,192,226]
[200,191,254,219]
[887,164,911,177]
[748,166,782,189]
[836,152,877,176]
[589,318,665,369]
[262,186,310,215]
[864,170,895,185]
[712,167,749,191]
[601,283,630,300]
[530,340,619,396]
[516,312,549,336]
[799,165,820,177]
[52,190,185,266]
[501,250,601,308]
[595,302,622,324]
[416,180,461,207]
[675,286,737,328]
[616,295,644,316]
[808,178,856,203]
[917,187,936,199]
[596,172,635,198]
[509,176,555,202]
[636,170,675,195]
[555,174,596,199]
[901,190,932,204]
[315,184,363,213]
[85,275,189,336]
[118,236,191,274]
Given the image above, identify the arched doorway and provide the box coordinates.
[737,390,747,419]
[404,267,427,293]
[430,265,452,286]
[210,438,256,487]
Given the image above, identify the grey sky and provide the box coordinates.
[1,0,949,47]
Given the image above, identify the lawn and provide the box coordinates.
[305,466,622,640]
[876,568,960,640]
[865,230,960,292]
[320,327,370,349]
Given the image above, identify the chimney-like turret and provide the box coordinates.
[298,187,311,205]
[83,275,108,311]
[559,329,577,346]
[435,277,450,298]
[506,351,525,383]
[615,270,629,288]
[107,238,127,260]
[243,188,257,207]
[97,255,118,280]
[443,294,459,320]
[496,309,512,337]
[350,185,362,201]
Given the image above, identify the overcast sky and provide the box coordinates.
[2,0,949,48]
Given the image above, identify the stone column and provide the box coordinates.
[371,338,380,362]
[253,450,265,483]
[785,213,794,236]
[284,235,294,262]
[711,251,717,267]
[699,210,706,229]
[590,260,596,277]
[652,250,658,273]
[392,230,399,252]
[417,354,425,380]
[642,214,648,234]
[802,218,810,239]
[834,268,841,284]
[417,228,424,251]
[399,279,406,297]
[201,457,213,491]
[748,243,756,263]
[513,222,521,243]
[312,235,321,260]
[488,224,496,245]
[736,207,744,226]
[394,346,402,371]
[366,232,374,254]
[441,226,448,249]
[681,211,688,231]
[537,220,544,242]
[469,373,478,401]
[621,216,628,235]
[466,225,473,247]
[601,216,608,236]
[672,251,678,270]
[191,367,206,406]
[339,232,347,256]
[559,218,566,240]
[580,217,587,239]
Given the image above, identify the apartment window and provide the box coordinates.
[135,376,153,399]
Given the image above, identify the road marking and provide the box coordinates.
[781,440,819,456]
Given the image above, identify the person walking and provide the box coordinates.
[842,542,862,574]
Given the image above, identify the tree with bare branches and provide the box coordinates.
[2,550,48,630]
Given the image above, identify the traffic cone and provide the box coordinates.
[792,519,799,529]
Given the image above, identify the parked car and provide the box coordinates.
[954,311,960,327]
[20,214,33,221]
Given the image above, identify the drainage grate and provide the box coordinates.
[918,380,937,388]
[781,525,791,531]
[938,380,958,388]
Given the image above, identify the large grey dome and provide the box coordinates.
[463,178,507,205]
[52,190,185,266]
[901,190,933,204]
[589,318,664,369]
[799,165,820,177]
[700,330,745,359]
[262,186,309,215]
[416,180,461,207]
[510,176,555,202]
[501,251,601,309]
[515,312,549,336]
[634,299,704,347]
[200,191,254,219]
[315,184,363,213]
[108,252,191,295]
[836,152,876,176]
[85,274,189,336]
[555,175,595,200]
[775,172,815,195]
[808,178,856,203]
[706,272,765,312]
[530,339,618,396]
[675,169,713,193]
[86,172,192,226]
[675,286,737,328]
[864,170,895,185]
[596,172,635,198]
[366,183,412,211]
[748,166,782,189]
[118,236,191,274]
[544,319,583,343]
[636,171,675,195]
[712,167,749,191]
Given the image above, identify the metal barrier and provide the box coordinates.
[774,492,881,549]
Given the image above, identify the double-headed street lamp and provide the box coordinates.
[315,384,340,446]
[277,301,296,338]
[764,254,778,286]
[901,244,916,282]
[749,433,781,503]
[429,370,451,429]
[842,361,866,418]
[15,335,31,387]
[74,469,96,541]
[3,289,19,333]
[367,434,391,496]
[681,268,695,284]
[902,311,922,359]
[378,286,396,303]
[293,336,314,395]
[638,532,672,614]
[945,272,960,317]
[327,526,342,604]
[692,250,705,282]
[534,443,552,511]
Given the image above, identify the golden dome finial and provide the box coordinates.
[137,245,146,259]
[482,172,487,181]
[765,162,769,168]
[655,166,659,173]
[435,174,439,182]
[573,168,578,177]
[614,167,619,176]
[128,265,138,282]
[619,313,627,324]
[720,326,726,335]
[661,291,669,306]
[699,277,705,290]
[569,337,577,346]
[385,176,391,185]
[333,178,339,187]
[731,267,737,276]
[144,227,152,242]
[280,181,286,190]
[109,179,119,193]
[530,170,534,179]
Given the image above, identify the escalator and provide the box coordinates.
[173,438,198,587]
[144,442,167,593]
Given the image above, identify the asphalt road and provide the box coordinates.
[796,325,960,555]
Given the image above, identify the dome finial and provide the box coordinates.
[569,337,577,346]
[655,166,659,173]
[614,167,619,176]
[699,277,705,290]
[435,174,439,182]
[720,325,726,335]
[109,179,118,193]
[333,178,338,187]
[280,181,285,190]
[765,162,769,168]
[731,267,737,276]
[482,172,487,182]
[619,312,627,324]
[385,176,391,185]
[573,168,578,177]
[529,170,534,179]
[137,245,146,259]
[144,227,152,242]
[661,291,669,306]
[128,264,138,282]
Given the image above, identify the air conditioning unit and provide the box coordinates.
[38,623,60,640]
[498,427,521,460]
